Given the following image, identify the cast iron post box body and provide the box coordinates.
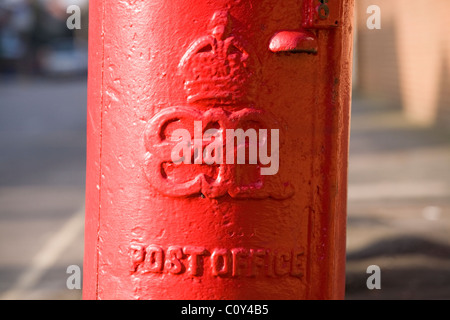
[84,0,354,300]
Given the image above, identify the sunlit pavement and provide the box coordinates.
[0,79,449,299]
[0,77,86,300]
[346,95,450,299]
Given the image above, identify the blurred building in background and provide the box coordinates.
[0,0,88,77]
[354,0,450,127]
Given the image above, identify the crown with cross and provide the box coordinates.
[178,11,257,106]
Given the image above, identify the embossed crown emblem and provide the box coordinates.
[179,11,257,105]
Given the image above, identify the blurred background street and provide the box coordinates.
[0,0,449,300]
[0,77,86,300]
[0,0,88,299]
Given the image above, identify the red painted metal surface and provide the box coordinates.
[83,0,354,300]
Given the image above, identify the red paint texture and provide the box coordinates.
[83,0,354,300]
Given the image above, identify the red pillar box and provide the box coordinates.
[84,0,354,300]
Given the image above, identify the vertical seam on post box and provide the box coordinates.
[334,0,354,299]
[95,0,106,299]
[312,48,324,299]
[326,28,338,299]
[307,32,318,299]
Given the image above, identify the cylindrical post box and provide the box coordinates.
[84,0,354,300]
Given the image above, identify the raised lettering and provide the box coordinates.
[290,249,304,277]
[129,244,145,272]
[211,249,232,277]
[165,246,184,274]
[274,249,291,276]
[184,246,208,276]
[128,244,306,279]
[231,248,250,277]
[249,249,266,277]
[143,245,164,273]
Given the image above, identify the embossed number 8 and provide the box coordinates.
[318,0,330,20]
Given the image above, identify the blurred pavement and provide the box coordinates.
[0,79,449,299]
[0,77,86,299]
[345,95,450,299]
